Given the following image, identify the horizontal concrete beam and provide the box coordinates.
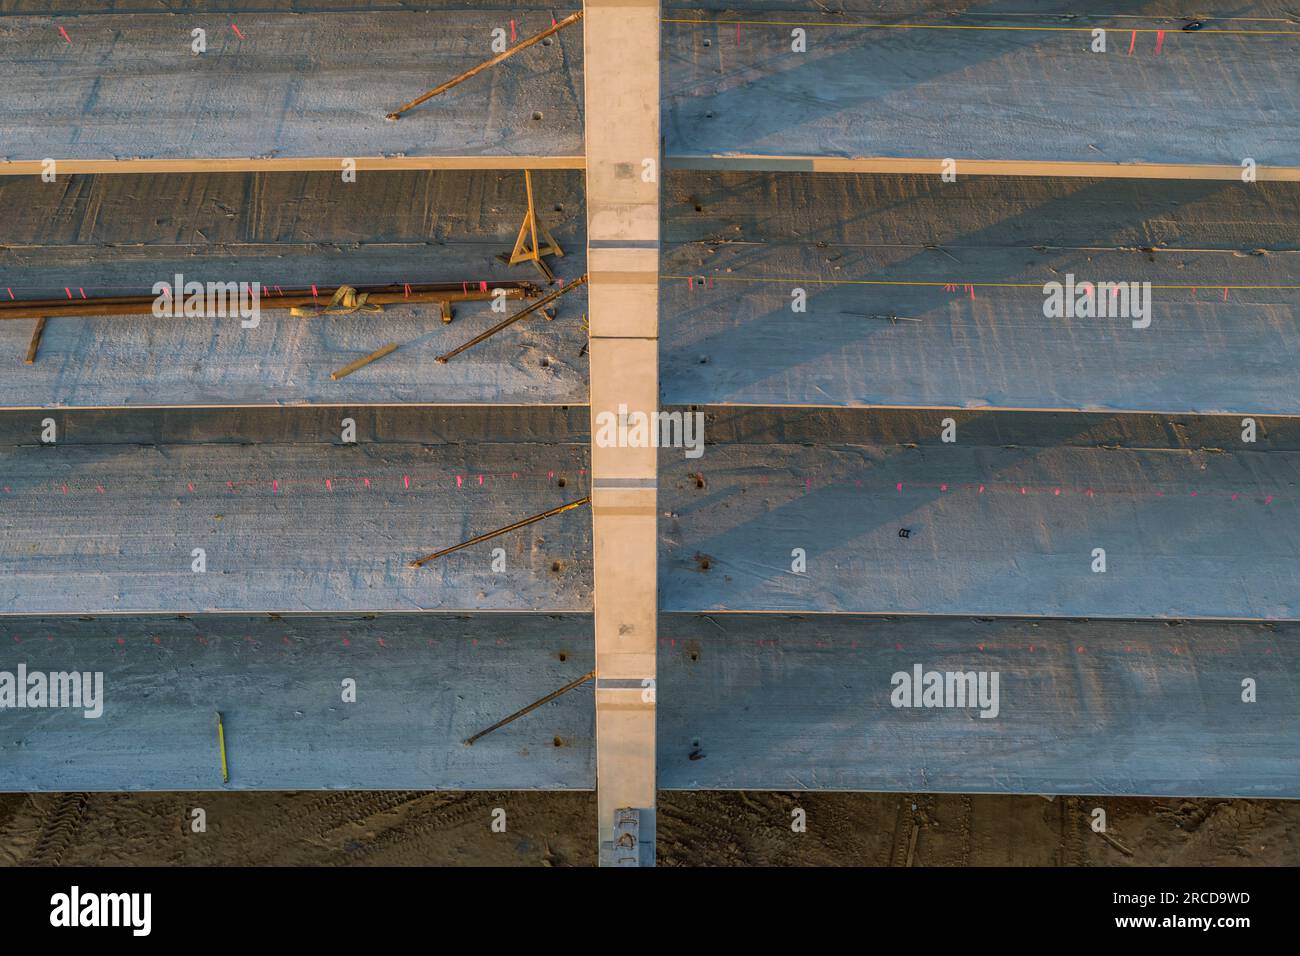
[1,1,573,13]
[662,173,1300,414]
[0,302,589,409]
[0,614,594,791]
[0,11,583,172]
[660,410,1300,620]
[0,407,592,614]
[658,614,1300,798]
[7,608,1293,797]
[663,11,1300,177]
[0,170,587,408]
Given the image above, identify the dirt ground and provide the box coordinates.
[1,791,1295,867]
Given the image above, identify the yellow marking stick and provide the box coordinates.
[216,711,229,784]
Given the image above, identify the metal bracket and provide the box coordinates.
[603,806,655,868]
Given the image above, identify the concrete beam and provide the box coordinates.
[0,170,587,408]
[659,614,1300,798]
[663,10,1300,178]
[660,409,1300,620]
[662,172,1300,413]
[0,614,594,791]
[0,11,583,173]
[583,0,660,865]
[0,407,592,614]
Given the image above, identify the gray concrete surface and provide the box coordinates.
[0,407,592,613]
[658,614,1300,797]
[5,610,1294,797]
[663,173,1300,412]
[667,1,1300,12]
[663,7,1300,172]
[0,10,583,170]
[10,0,1295,14]
[0,171,587,407]
[660,409,1300,620]
[0,614,594,791]
[1,2,568,10]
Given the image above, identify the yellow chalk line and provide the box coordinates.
[661,274,1300,291]
[663,18,1300,36]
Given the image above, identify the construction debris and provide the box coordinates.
[23,317,45,365]
[330,342,400,381]
[290,285,384,318]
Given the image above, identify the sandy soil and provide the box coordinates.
[2,791,1295,867]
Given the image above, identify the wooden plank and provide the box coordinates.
[584,0,660,865]
[0,614,594,791]
[23,318,45,365]
[0,157,585,175]
[659,614,1300,797]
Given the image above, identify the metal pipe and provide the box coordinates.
[386,12,583,121]
[409,495,590,568]
[0,282,537,321]
[463,670,595,746]
[436,274,587,363]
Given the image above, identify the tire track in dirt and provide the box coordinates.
[340,793,498,862]
[1059,797,1088,866]
[241,791,427,865]
[657,793,753,867]
[25,793,89,866]
[1171,799,1269,861]
[956,794,974,866]
[887,794,918,866]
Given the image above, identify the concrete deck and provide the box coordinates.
[663,7,1300,177]
[660,410,1300,620]
[658,614,1300,797]
[662,172,1300,413]
[0,170,587,407]
[0,10,583,172]
[0,407,592,614]
[0,614,594,791]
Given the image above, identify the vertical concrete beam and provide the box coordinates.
[582,0,660,866]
